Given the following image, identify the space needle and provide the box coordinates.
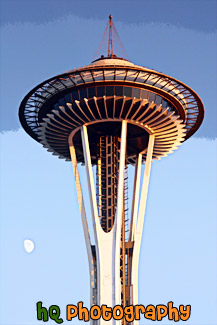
[19,16,204,324]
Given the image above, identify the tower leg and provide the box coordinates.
[69,143,96,322]
[129,154,142,242]
[131,135,155,324]
[114,120,128,308]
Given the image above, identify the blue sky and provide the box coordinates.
[0,1,217,324]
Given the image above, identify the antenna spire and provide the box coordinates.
[93,15,128,61]
[108,15,113,57]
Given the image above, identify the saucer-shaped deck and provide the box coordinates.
[19,57,204,163]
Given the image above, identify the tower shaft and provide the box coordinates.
[69,121,155,324]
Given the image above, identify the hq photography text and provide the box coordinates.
[36,301,191,323]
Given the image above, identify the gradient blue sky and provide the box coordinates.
[0,1,217,324]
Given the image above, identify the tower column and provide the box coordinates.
[114,120,127,308]
[69,144,95,308]
[131,134,155,324]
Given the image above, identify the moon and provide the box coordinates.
[24,239,35,253]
